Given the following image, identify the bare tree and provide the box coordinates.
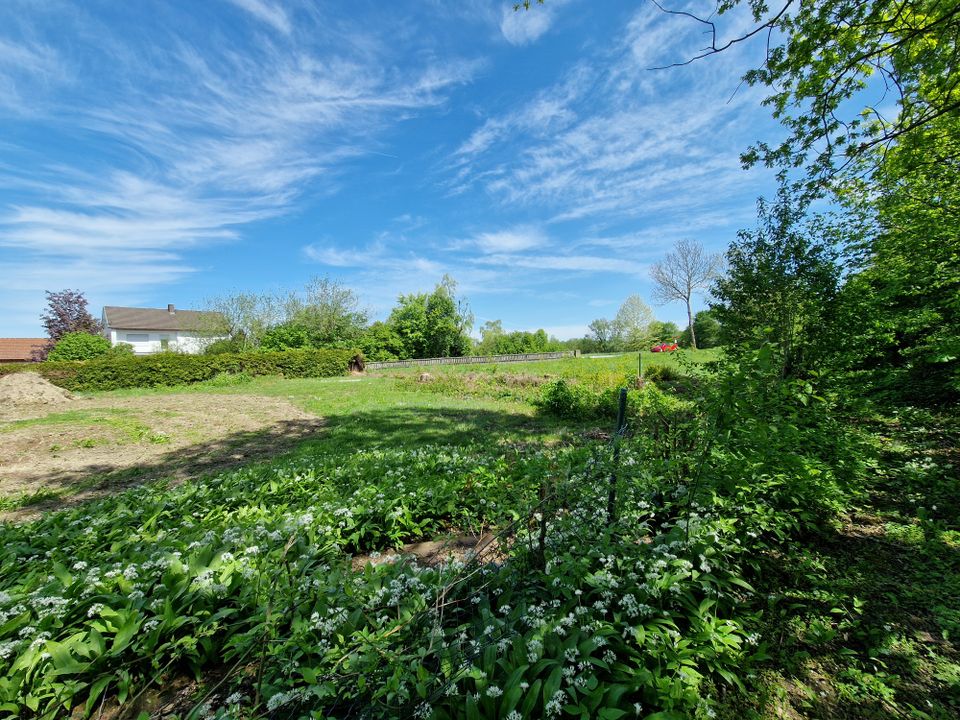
[649,239,722,349]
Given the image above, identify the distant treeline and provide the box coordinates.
[202,280,718,361]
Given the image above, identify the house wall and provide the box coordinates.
[108,329,221,355]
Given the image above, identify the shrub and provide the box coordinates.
[535,378,597,419]
[109,342,135,356]
[46,332,111,361]
[203,338,245,355]
[202,371,253,387]
[0,348,359,391]
[643,364,681,383]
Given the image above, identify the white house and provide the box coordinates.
[102,305,226,355]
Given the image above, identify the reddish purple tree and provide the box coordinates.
[35,289,103,360]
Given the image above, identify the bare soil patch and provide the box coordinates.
[0,371,74,406]
[350,533,502,571]
[0,392,324,521]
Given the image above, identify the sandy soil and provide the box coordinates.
[0,391,324,520]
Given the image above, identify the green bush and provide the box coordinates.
[109,342,135,356]
[535,378,598,419]
[46,332,111,361]
[202,371,253,387]
[203,338,245,355]
[643,364,681,383]
[0,348,359,391]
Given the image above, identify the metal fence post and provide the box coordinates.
[607,387,628,526]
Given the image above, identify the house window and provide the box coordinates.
[126,333,149,342]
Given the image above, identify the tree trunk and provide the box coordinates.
[686,299,697,350]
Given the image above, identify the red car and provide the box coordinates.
[650,341,678,353]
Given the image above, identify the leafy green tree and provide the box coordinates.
[680,310,721,349]
[587,318,616,352]
[385,276,472,359]
[387,293,429,359]
[834,114,960,402]
[287,276,368,346]
[613,295,655,351]
[646,0,960,192]
[47,332,112,361]
[711,189,842,377]
[476,320,506,355]
[358,321,406,362]
[647,320,681,344]
[260,322,312,352]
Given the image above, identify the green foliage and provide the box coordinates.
[287,276,368,347]
[0,348,357,391]
[833,114,960,405]
[711,189,841,378]
[358,321,405,362]
[475,321,556,355]
[648,321,681,344]
[107,343,134,357]
[383,276,473,360]
[46,333,112,361]
[4,335,929,719]
[535,378,598,419]
[724,0,960,190]
[681,311,721,350]
[259,322,312,351]
[203,338,245,355]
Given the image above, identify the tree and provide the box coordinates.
[647,0,960,193]
[711,188,842,378]
[424,276,472,357]
[359,321,406,362]
[47,332,111,361]
[288,276,368,346]
[647,320,681,343]
[259,322,312,352]
[680,310,722,349]
[613,295,655,351]
[832,113,960,402]
[204,292,283,351]
[385,276,473,359]
[649,239,722,350]
[476,320,506,355]
[587,318,616,352]
[38,289,103,360]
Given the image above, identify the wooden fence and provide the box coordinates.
[365,350,579,371]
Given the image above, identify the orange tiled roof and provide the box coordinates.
[0,338,48,362]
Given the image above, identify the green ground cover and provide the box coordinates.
[0,351,956,719]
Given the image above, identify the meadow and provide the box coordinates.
[0,350,957,719]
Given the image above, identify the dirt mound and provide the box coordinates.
[0,372,74,407]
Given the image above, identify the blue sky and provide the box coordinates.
[0,0,783,339]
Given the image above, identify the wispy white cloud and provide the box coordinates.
[446,3,776,228]
[0,7,479,331]
[472,226,547,253]
[474,252,648,275]
[499,3,555,45]
[224,0,292,35]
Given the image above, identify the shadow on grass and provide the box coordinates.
[738,519,960,720]
[2,404,574,521]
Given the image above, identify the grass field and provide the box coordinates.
[1,349,957,720]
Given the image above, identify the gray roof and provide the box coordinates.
[103,306,225,332]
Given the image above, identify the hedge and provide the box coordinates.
[0,348,362,392]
